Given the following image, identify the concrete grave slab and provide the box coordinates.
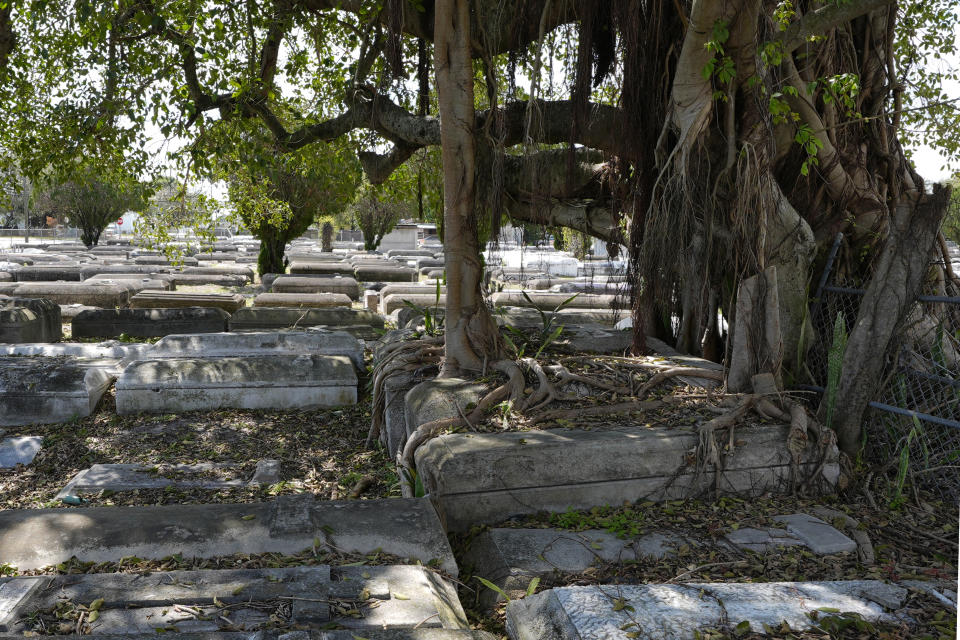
[86,273,175,291]
[507,581,907,640]
[0,565,469,635]
[0,340,150,360]
[145,330,364,370]
[73,307,230,339]
[0,307,43,343]
[0,496,456,573]
[116,354,357,414]
[12,263,83,281]
[169,273,247,287]
[253,292,353,308]
[0,356,115,426]
[416,423,839,531]
[405,379,486,444]
[0,436,43,468]
[0,297,62,341]
[182,265,255,282]
[12,281,131,307]
[130,291,246,312]
[56,459,281,498]
[491,291,618,311]
[773,514,858,555]
[288,261,357,277]
[72,307,230,338]
[354,265,418,283]
[272,275,360,300]
[725,526,806,553]
[228,307,383,340]
[463,528,682,608]
[383,293,446,315]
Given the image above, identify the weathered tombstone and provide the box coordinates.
[272,275,360,300]
[253,292,353,308]
[491,291,618,310]
[383,293,447,315]
[56,460,281,498]
[0,356,115,426]
[227,307,383,339]
[506,581,908,640]
[182,265,255,282]
[116,354,358,413]
[0,307,44,343]
[354,265,418,283]
[129,290,246,312]
[0,436,44,468]
[12,263,83,282]
[72,307,230,338]
[289,260,356,276]
[169,273,247,287]
[11,281,132,307]
[0,297,62,341]
[145,330,364,369]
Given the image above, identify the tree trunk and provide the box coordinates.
[827,186,950,456]
[257,226,287,276]
[434,0,500,374]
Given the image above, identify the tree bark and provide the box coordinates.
[434,0,500,374]
[257,226,287,276]
[828,186,951,456]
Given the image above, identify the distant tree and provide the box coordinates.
[133,177,219,259]
[211,118,361,275]
[45,166,148,247]
[350,186,409,252]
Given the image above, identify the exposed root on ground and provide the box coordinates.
[377,341,838,500]
[637,366,724,398]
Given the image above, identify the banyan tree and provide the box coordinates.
[1,0,956,458]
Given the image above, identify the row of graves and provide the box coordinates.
[0,236,954,639]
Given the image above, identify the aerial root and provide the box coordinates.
[366,339,444,448]
[398,382,512,496]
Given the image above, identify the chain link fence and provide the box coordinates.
[804,234,960,503]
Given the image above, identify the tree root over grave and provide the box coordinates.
[366,336,444,448]
[692,391,838,497]
[374,343,837,499]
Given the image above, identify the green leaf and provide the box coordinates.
[475,576,510,602]
[525,577,540,597]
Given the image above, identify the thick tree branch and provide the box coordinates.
[298,0,583,57]
[778,0,896,54]
[259,1,295,87]
[506,198,623,245]
[359,142,419,183]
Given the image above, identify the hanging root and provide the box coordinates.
[366,337,444,449]
[398,382,512,496]
[696,395,759,468]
